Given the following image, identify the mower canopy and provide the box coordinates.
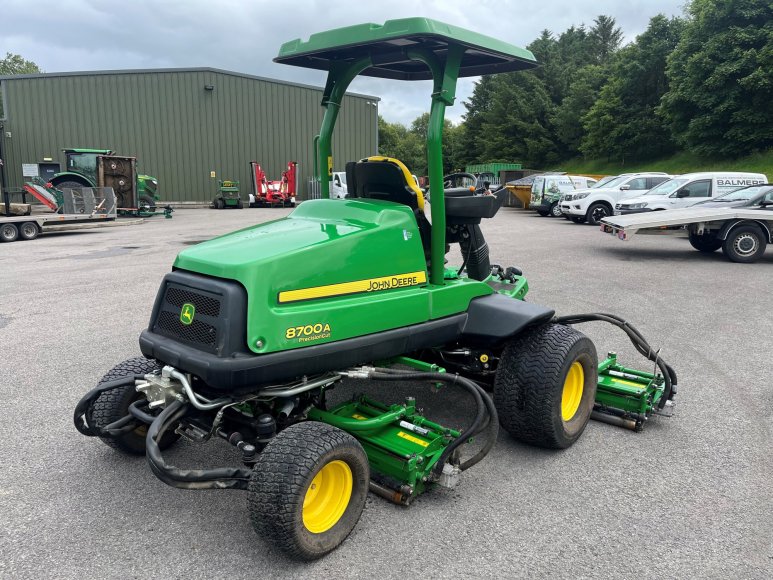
[275,17,538,79]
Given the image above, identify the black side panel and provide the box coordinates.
[147,270,248,358]
[140,314,467,393]
[461,293,554,346]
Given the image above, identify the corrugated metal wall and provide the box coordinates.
[0,69,378,201]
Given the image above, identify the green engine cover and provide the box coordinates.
[174,199,493,354]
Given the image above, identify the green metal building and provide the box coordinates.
[0,68,379,202]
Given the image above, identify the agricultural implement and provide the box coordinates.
[249,161,297,207]
[50,148,160,213]
[74,18,677,560]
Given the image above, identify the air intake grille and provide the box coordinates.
[164,286,221,317]
[156,311,217,346]
[152,284,223,352]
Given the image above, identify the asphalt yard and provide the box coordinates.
[1,205,770,579]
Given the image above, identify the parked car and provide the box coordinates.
[560,172,671,225]
[615,172,768,215]
[530,174,598,217]
[692,184,773,208]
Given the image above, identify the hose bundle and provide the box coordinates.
[552,313,678,408]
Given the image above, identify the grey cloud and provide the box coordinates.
[1,0,684,125]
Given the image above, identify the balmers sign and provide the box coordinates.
[278,271,427,303]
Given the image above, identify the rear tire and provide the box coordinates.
[236,200,244,209]
[494,323,597,449]
[722,224,767,263]
[18,222,40,240]
[688,232,722,253]
[1,223,19,242]
[90,357,179,455]
[536,210,549,217]
[54,180,87,191]
[214,198,224,209]
[248,422,370,560]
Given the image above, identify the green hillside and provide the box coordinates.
[564,149,773,180]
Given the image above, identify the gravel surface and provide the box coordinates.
[1,206,770,579]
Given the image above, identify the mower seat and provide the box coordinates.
[350,156,432,258]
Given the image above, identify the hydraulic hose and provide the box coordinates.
[73,374,148,437]
[552,313,677,408]
[369,368,498,477]
[145,400,252,490]
[458,224,490,281]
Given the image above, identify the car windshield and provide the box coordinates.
[713,185,769,201]
[591,176,618,189]
[644,178,688,196]
[598,176,628,189]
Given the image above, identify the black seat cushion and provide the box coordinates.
[353,160,419,210]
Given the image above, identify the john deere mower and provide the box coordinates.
[74,19,677,560]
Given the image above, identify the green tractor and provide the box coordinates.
[50,148,159,210]
[74,19,677,560]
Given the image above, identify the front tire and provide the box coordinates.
[248,422,370,560]
[549,202,563,218]
[494,323,597,449]
[570,216,585,224]
[536,209,549,217]
[722,225,767,263]
[689,232,722,253]
[585,202,611,226]
[89,357,179,455]
[139,194,157,212]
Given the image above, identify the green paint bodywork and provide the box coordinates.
[175,198,493,353]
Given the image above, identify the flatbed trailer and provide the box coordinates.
[1,184,117,243]
[600,205,773,263]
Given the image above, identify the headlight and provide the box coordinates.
[575,192,589,199]
[627,202,647,209]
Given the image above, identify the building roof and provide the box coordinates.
[0,67,379,101]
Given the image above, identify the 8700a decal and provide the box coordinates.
[285,323,332,342]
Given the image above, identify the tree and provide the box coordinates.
[0,53,41,118]
[581,15,684,161]
[0,52,41,76]
[659,0,773,156]
[552,65,607,155]
[479,72,560,168]
[588,15,624,64]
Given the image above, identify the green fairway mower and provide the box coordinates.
[212,179,243,209]
[74,18,677,561]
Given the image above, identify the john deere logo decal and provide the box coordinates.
[180,303,196,325]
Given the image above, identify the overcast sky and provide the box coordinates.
[2,0,686,125]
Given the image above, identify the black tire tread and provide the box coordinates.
[248,421,369,560]
[91,357,162,455]
[494,324,597,449]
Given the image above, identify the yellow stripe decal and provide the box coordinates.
[278,271,427,303]
[611,378,646,389]
[397,431,429,448]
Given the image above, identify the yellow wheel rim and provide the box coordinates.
[561,361,585,422]
[303,460,353,534]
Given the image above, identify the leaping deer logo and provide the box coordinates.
[180,303,195,325]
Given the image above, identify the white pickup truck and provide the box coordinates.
[600,184,773,263]
[559,173,671,225]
